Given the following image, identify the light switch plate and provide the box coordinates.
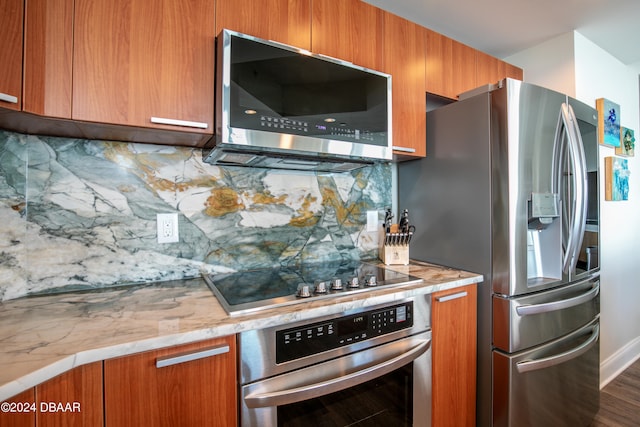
[366,210,378,232]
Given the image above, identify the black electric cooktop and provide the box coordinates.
[203,260,423,316]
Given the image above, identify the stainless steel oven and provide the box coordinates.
[238,295,432,427]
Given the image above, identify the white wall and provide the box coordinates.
[506,32,578,97]
[507,31,640,387]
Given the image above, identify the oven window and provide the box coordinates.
[277,364,413,427]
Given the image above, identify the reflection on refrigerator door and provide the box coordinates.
[493,318,600,427]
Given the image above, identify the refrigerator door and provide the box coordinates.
[568,97,600,278]
[492,80,598,297]
[493,317,600,427]
[493,274,599,352]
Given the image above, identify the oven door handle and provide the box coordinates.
[244,338,430,408]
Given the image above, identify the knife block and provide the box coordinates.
[379,228,410,265]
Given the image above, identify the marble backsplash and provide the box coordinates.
[0,130,392,300]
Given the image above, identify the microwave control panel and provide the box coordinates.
[255,114,379,143]
[275,302,413,363]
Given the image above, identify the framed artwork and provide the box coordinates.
[596,98,621,147]
[604,156,630,201]
[616,127,635,157]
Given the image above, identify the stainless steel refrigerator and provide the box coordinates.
[399,79,600,427]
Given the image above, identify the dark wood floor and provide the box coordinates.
[590,358,640,426]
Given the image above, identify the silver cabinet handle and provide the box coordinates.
[516,324,599,373]
[435,291,468,302]
[156,344,229,368]
[392,146,417,153]
[0,92,19,104]
[150,116,208,129]
[244,338,430,408]
[516,281,599,316]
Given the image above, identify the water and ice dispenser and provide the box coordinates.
[527,192,562,283]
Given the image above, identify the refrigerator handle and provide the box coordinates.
[516,323,599,374]
[515,280,599,316]
[558,103,589,274]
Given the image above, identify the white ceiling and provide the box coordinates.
[365,0,640,71]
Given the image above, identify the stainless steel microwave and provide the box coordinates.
[203,29,392,172]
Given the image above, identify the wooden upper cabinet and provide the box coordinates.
[216,0,311,49]
[427,30,522,100]
[104,336,237,427]
[476,50,502,89]
[426,30,476,100]
[432,284,478,427]
[503,61,524,80]
[450,39,478,97]
[36,362,104,427]
[476,51,523,88]
[73,0,215,135]
[0,0,23,111]
[383,12,427,158]
[23,0,73,118]
[312,0,384,71]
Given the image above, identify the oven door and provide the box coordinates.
[241,330,431,427]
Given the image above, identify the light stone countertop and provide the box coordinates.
[0,260,482,402]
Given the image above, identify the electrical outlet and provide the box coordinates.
[157,213,179,243]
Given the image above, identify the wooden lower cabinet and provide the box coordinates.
[104,336,237,427]
[0,389,35,427]
[432,284,477,427]
[0,362,102,427]
[36,362,103,427]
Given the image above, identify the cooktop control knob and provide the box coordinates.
[296,284,311,298]
[364,274,377,287]
[347,277,360,288]
[314,280,328,294]
[330,278,343,290]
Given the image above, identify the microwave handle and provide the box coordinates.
[244,338,430,408]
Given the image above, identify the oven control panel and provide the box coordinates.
[276,302,413,363]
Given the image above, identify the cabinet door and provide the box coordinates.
[36,362,103,427]
[312,0,384,71]
[476,52,523,87]
[216,0,311,49]
[0,388,35,427]
[504,62,524,80]
[73,0,215,134]
[23,0,73,118]
[426,31,477,100]
[0,0,23,111]
[383,12,427,158]
[104,336,237,427]
[432,284,477,427]
[476,51,503,88]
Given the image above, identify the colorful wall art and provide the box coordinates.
[604,156,630,201]
[616,127,635,157]
[596,98,621,147]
